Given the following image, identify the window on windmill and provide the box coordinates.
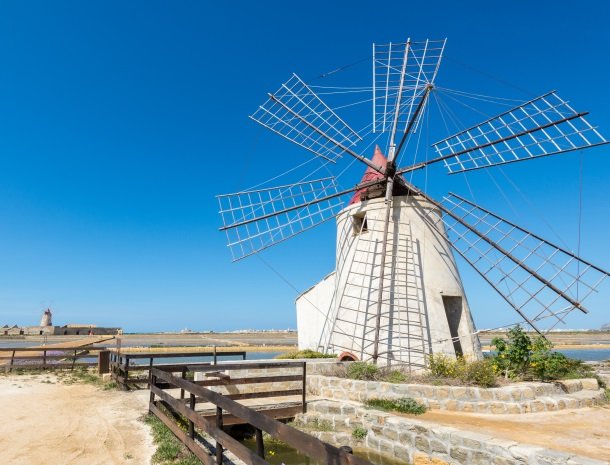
[353,212,368,235]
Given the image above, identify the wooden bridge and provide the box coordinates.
[148,362,373,465]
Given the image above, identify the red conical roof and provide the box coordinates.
[348,146,387,205]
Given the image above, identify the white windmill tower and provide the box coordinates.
[217,38,610,369]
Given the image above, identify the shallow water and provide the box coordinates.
[241,437,405,465]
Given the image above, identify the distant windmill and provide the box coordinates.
[217,38,610,368]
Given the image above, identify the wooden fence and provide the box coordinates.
[110,349,247,390]
[148,362,371,465]
[0,346,107,372]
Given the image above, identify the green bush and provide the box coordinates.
[352,425,368,440]
[461,359,497,388]
[428,354,464,378]
[427,354,497,387]
[365,397,427,415]
[275,350,336,359]
[346,361,379,380]
[491,325,593,381]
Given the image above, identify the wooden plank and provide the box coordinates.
[0,355,95,361]
[123,362,212,372]
[192,389,303,404]
[150,385,269,465]
[193,361,305,372]
[151,368,370,465]
[0,345,107,352]
[201,405,303,426]
[119,351,246,359]
[149,402,215,465]
[195,375,303,387]
[7,362,96,370]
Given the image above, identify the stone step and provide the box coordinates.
[308,384,606,415]
[308,375,603,413]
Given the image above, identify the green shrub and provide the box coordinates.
[428,354,464,378]
[275,350,336,359]
[346,362,379,380]
[382,370,407,383]
[352,425,368,440]
[491,325,593,381]
[461,359,497,388]
[365,397,427,415]
[427,354,498,387]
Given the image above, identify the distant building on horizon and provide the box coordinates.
[1,308,120,336]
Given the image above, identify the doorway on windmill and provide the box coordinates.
[442,296,464,357]
[352,212,368,235]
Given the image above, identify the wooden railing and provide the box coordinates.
[110,349,247,390]
[148,362,371,465]
[0,346,107,372]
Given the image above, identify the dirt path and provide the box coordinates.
[420,407,610,461]
[0,374,153,465]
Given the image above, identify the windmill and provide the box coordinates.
[217,38,610,368]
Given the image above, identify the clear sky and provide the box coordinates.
[0,0,609,332]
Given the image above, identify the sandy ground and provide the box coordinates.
[420,407,610,461]
[0,374,154,465]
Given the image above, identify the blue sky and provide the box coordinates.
[0,0,609,332]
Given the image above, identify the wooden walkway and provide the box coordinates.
[0,336,114,369]
[148,362,374,465]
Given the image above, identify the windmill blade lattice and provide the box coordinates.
[432,91,608,174]
[217,177,345,261]
[435,193,610,332]
[373,39,446,134]
[249,74,362,163]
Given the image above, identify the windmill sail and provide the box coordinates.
[373,39,446,134]
[432,91,608,174]
[218,177,386,261]
[431,193,610,332]
[249,74,362,163]
[217,177,344,261]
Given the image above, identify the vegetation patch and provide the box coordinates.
[275,349,336,359]
[364,397,427,415]
[351,425,368,440]
[428,355,497,387]
[491,325,596,381]
[143,414,202,465]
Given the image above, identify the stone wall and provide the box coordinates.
[307,375,605,414]
[298,400,609,465]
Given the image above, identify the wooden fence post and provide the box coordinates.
[98,350,110,374]
[149,372,156,414]
[180,367,186,399]
[302,361,307,413]
[189,394,196,439]
[215,407,223,465]
[9,349,15,373]
[255,428,265,458]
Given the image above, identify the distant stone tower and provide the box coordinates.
[40,308,53,327]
